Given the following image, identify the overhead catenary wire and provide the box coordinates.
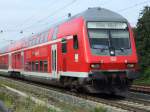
[109,0,150,27]
[1,0,150,34]
[98,0,115,7]
[3,0,149,48]
[0,0,78,48]
[6,0,150,33]
[118,0,150,12]
[21,0,77,31]
[14,0,59,29]
[0,0,77,32]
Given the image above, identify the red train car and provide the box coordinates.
[0,8,138,96]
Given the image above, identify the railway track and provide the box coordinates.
[127,92,150,105]
[130,85,150,94]
[0,76,150,112]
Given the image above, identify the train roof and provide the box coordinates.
[73,7,127,22]
[0,7,128,54]
[47,7,128,28]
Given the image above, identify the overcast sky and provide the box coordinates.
[0,0,150,48]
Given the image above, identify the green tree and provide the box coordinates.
[135,6,150,70]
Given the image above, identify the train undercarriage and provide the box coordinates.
[0,70,138,97]
[60,70,138,97]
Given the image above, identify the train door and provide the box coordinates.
[21,51,24,70]
[8,53,12,70]
[51,44,57,78]
[14,54,17,69]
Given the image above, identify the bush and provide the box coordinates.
[134,67,150,85]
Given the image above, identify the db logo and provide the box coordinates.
[110,57,117,62]
[35,51,39,56]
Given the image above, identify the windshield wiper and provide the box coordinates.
[120,48,124,52]
[92,45,108,52]
[92,45,108,49]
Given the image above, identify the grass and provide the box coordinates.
[55,100,106,112]
[0,88,58,112]
[0,78,106,112]
[133,68,150,86]
[0,91,14,109]
[0,91,106,112]
[90,107,107,112]
[134,78,150,86]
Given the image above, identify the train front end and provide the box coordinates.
[82,8,138,96]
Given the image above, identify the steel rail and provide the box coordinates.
[0,76,150,112]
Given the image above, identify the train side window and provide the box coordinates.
[31,40,34,46]
[40,37,43,44]
[44,36,48,42]
[43,61,48,72]
[32,62,35,71]
[52,27,58,40]
[61,38,67,53]
[35,61,39,71]
[73,35,79,49]
[34,39,36,45]
[25,62,30,71]
[17,54,20,61]
[44,32,48,42]
[29,62,31,71]
[41,34,45,43]
[36,38,39,44]
[40,61,43,72]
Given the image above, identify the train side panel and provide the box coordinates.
[0,54,9,76]
[57,17,89,75]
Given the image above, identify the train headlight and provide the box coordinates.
[90,64,100,69]
[110,51,115,55]
[127,64,135,68]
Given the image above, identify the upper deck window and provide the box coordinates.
[36,37,39,44]
[39,36,43,44]
[43,32,48,42]
[44,35,48,42]
[52,27,58,40]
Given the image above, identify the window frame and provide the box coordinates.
[61,38,67,53]
[32,61,35,71]
[35,61,39,72]
[52,27,58,40]
[43,60,48,72]
[73,35,79,50]
[86,21,131,50]
[39,61,43,72]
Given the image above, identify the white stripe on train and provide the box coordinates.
[0,69,89,79]
[0,35,73,56]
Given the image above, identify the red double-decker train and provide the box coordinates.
[0,8,138,96]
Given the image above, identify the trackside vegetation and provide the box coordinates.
[0,82,106,112]
[134,6,150,86]
[0,89,57,112]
